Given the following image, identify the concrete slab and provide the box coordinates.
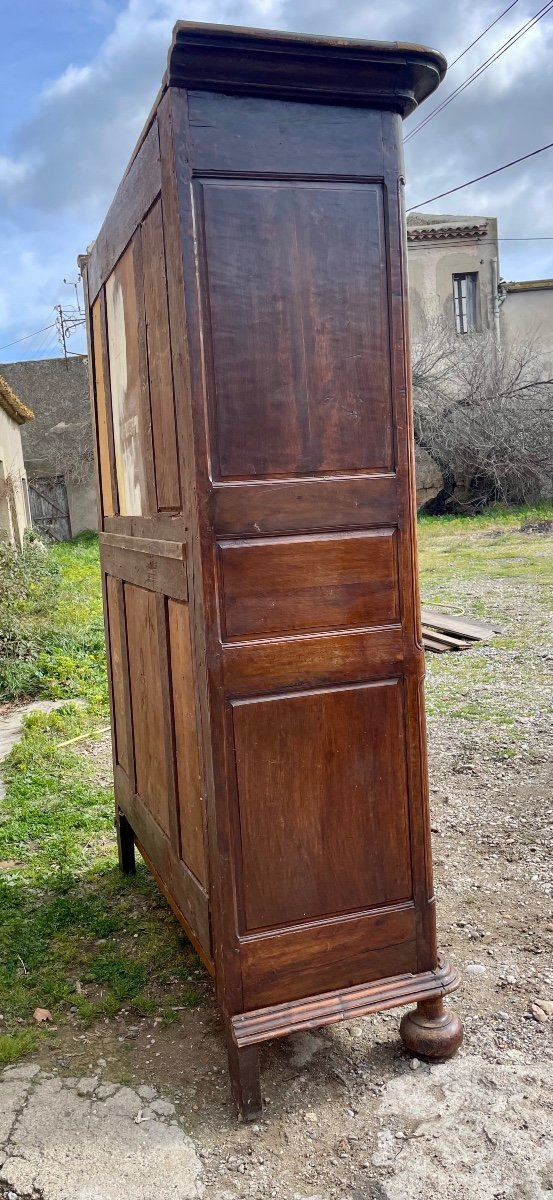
[0,1067,204,1200]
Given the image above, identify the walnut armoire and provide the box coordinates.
[80,21,463,1120]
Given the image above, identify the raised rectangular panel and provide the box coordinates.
[105,575,129,774]
[168,599,208,885]
[105,246,147,515]
[219,529,398,641]
[197,179,393,479]
[124,583,170,835]
[91,298,114,517]
[141,198,181,512]
[231,680,412,932]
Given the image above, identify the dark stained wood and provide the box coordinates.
[141,197,181,512]
[212,474,398,538]
[170,26,446,115]
[88,120,161,303]
[81,21,461,1121]
[225,1031,262,1123]
[105,575,131,776]
[168,600,208,885]
[124,583,170,837]
[187,91,386,178]
[197,180,393,479]
[222,626,403,698]
[218,530,398,641]
[232,959,460,1047]
[240,903,416,1008]
[231,682,411,931]
[116,766,211,957]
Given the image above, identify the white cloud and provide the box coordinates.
[1,0,553,354]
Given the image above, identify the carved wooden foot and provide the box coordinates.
[226,1031,262,1122]
[400,996,463,1061]
[116,809,136,875]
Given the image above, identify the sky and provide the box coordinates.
[0,0,552,362]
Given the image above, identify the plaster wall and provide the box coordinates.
[407,217,499,340]
[500,287,553,376]
[0,407,31,546]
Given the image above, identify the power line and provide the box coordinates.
[0,321,57,354]
[405,0,553,142]
[447,0,521,69]
[407,140,553,211]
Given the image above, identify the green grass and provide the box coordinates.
[0,532,107,709]
[0,534,205,1060]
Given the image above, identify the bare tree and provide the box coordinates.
[411,321,553,508]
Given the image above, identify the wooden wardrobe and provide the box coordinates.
[80,21,463,1120]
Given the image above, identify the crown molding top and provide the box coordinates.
[167,22,447,117]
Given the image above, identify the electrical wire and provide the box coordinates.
[0,321,57,354]
[447,0,521,68]
[407,140,553,211]
[405,0,553,142]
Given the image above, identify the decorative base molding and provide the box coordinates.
[231,958,459,1048]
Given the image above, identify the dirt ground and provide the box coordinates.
[1,525,552,1199]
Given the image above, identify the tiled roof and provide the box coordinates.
[407,223,488,243]
[0,373,34,425]
[505,279,553,292]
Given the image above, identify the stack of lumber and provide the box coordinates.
[421,608,501,653]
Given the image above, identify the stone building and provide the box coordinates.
[0,373,34,546]
[0,356,96,539]
[407,212,501,341]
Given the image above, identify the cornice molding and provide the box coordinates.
[167,22,446,117]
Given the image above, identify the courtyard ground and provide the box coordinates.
[0,510,552,1199]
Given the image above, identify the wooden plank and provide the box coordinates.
[421,608,501,639]
[132,226,157,516]
[100,532,186,560]
[103,513,187,540]
[124,583,170,837]
[115,764,211,956]
[141,197,182,512]
[91,295,116,517]
[88,120,161,303]
[421,626,471,650]
[168,600,208,886]
[105,576,130,776]
[100,542,188,600]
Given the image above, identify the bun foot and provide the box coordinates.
[400,997,463,1061]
